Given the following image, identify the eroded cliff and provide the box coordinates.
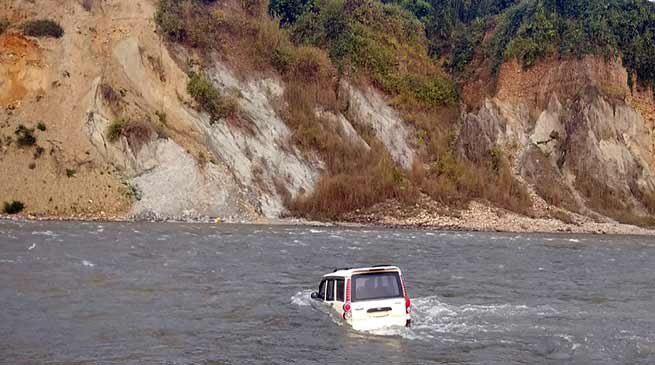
[1,0,655,232]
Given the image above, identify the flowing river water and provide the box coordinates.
[1,220,655,364]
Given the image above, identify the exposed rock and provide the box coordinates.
[315,107,370,151]
[458,57,655,221]
[342,82,416,169]
[200,61,322,217]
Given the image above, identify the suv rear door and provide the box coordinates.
[350,271,406,324]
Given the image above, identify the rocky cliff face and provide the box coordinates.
[1,0,654,227]
[458,57,655,222]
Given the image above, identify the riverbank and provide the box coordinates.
[2,200,654,236]
[343,198,655,236]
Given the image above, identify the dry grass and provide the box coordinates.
[403,106,532,215]
[99,83,122,112]
[550,209,577,225]
[281,63,415,219]
[153,0,533,219]
[521,147,579,212]
[288,145,416,219]
[574,168,655,227]
[106,117,156,153]
[121,121,156,153]
[281,75,419,219]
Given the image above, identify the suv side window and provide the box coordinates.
[318,280,326,300]
[336,279,344,302]
[326,279,335,301]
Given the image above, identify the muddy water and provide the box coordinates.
[1,220,654,364]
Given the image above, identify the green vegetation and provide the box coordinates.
[187,71,238,124]
[66,169,76,178]
[269,0,314,25]
[279,0,458,107]
[22,19,64,38]
[106,117,127,142]
[36,122,46,131]
[389,0,655,88]
[3,201,25,215]
[15,125,36,147]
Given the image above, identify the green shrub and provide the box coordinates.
[15,125,36,146]
[401,74,458,107]
[66,168,76,177]
[269,0,316,25]
[22,19,64,38]
[36,122,46,131]
[503,5,557,68]
[3,201,25,215]
[187,72,238,124]
[106,118,127,142]
[155,0,189,42]
[290,46,335,81]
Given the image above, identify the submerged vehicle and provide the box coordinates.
[310,265,411,331]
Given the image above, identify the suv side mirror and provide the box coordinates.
[311,292,321,300]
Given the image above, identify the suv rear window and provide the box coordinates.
[352,272,403,301]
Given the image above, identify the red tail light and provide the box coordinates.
[400,275,410,314]
[345,279,351,302]
[343,279,352,320]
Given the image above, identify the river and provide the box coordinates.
[1,220,654,364]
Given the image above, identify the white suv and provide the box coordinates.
[311,265,411,331]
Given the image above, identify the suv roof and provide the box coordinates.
[323,265,401,278]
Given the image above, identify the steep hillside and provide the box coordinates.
[1,0,655,233]
[460,56,655,225]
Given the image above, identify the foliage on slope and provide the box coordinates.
[389,0,655,90]
[273,0,458,107]
[155,0,531,218]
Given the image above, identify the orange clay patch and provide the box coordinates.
[0,33,47,107]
